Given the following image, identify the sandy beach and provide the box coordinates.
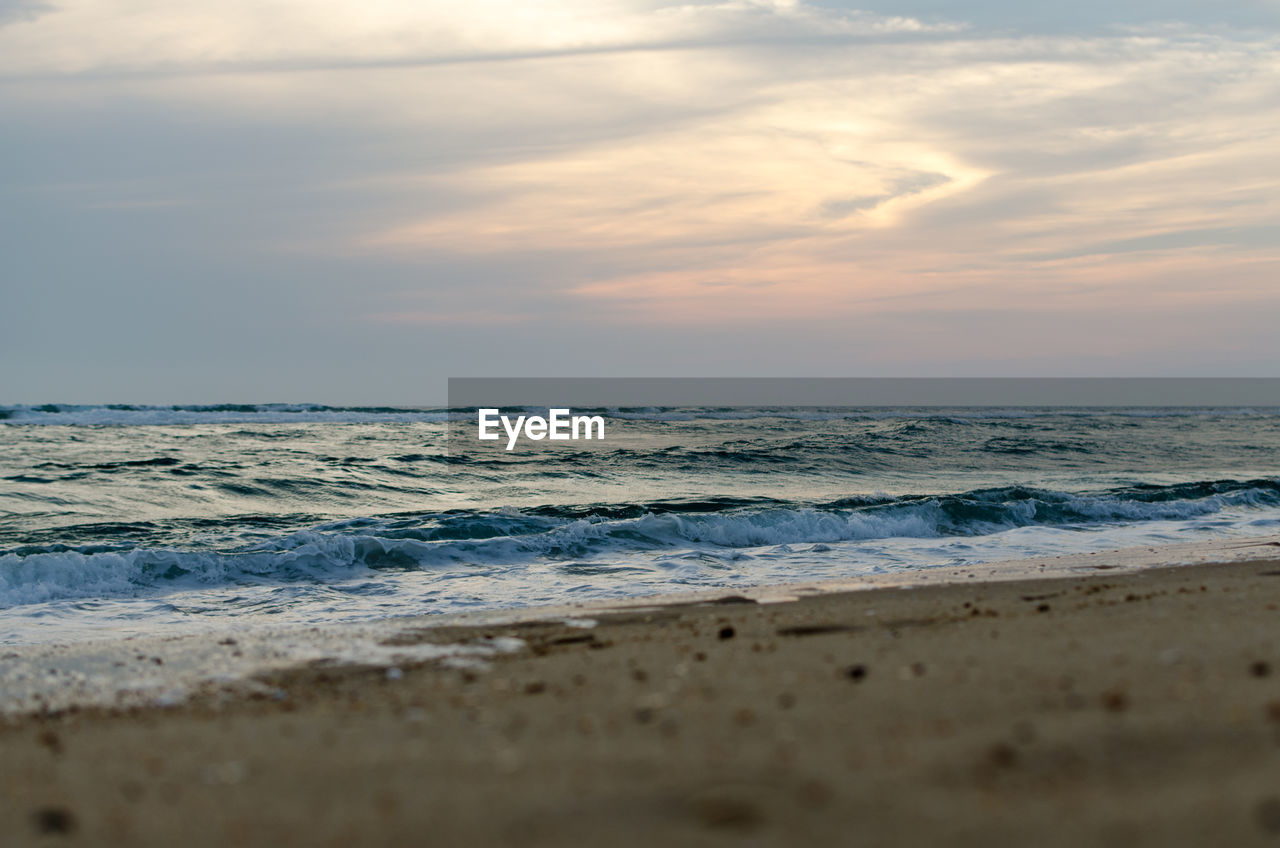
[6,0,1280,839]
[6,542,1280,846]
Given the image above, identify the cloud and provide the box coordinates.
[0,0,956,78]
[1027,225,1280,261]
[0,0,53,27]
[360,107,986,254]
[2,1,1279,399]
[329,25,1280,327]
[819,171,953,218]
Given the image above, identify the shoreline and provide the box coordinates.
[5,541,1280,842]
[3,534,1280,717]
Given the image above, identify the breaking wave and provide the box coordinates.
[4,479,1277,608]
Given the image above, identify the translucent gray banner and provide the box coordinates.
[448,378,1280,409]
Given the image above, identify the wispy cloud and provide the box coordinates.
[336,24,1280,324]
[2,1,1278,397]
[0,0,957,78]
[0,0,53,28]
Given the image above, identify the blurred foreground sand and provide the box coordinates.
[7,553,1280,846]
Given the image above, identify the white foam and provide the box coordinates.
[5,491,1275,611]
[3,533,1278,717]
[0,619,525,716]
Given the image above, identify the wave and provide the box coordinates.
[0,404,450,426]
[4,403,1278,426]
[3,479,1277,608]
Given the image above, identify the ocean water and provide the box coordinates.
[2,404,1279,646]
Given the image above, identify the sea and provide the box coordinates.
[2,403,1279,648]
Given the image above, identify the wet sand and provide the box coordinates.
[7,553,1280,846]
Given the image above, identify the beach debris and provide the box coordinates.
[1256,798,1280,834]
[36,729,61,754]
[31,807,75,835]
[689,790,763,832]
[707,595,757,605]
[1100,687,1129,713]
[777,623,857,637]
[986,742,1018,770]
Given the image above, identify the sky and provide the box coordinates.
[1,0,1278,403]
